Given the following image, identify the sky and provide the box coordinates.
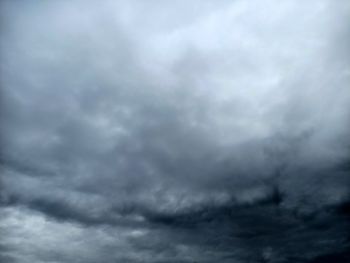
[0,0,350,262]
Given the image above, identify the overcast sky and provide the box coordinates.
[1,1,350,262]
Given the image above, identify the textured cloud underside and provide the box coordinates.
[1,0,350,262]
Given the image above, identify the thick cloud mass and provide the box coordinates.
[1,0,350,262]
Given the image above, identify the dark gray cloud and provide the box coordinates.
[1,0,350,262]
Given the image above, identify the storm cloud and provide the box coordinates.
[1,0,350,262]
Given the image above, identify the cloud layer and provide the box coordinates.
[1,0,350,262]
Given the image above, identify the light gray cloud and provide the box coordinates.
[1,0,350,262]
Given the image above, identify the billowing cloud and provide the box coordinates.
[1,0,350,262]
